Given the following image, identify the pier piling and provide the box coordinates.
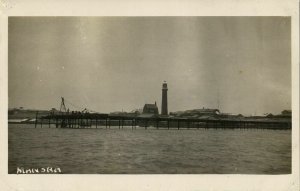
[35,111,38,128]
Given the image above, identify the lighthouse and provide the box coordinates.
[161,81,168,115]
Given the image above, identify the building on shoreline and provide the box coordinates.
[143,102,159,115]
[170,108,220,118]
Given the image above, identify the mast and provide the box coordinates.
[59,97,67,114]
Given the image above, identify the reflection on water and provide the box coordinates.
[8,124,291,174]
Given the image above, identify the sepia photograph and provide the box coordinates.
[0,1,299,190]
[8,16,292,174]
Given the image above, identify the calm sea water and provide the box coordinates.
[8,124,291,174]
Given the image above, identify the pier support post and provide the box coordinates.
[35,111,38,128]
[131,119,134,130]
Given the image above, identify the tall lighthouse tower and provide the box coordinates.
[161,81,168,115]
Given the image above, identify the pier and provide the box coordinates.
[36,112,291,130]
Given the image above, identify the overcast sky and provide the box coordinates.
[8,17,291,115]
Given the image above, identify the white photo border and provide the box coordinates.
[0,0,299,190]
